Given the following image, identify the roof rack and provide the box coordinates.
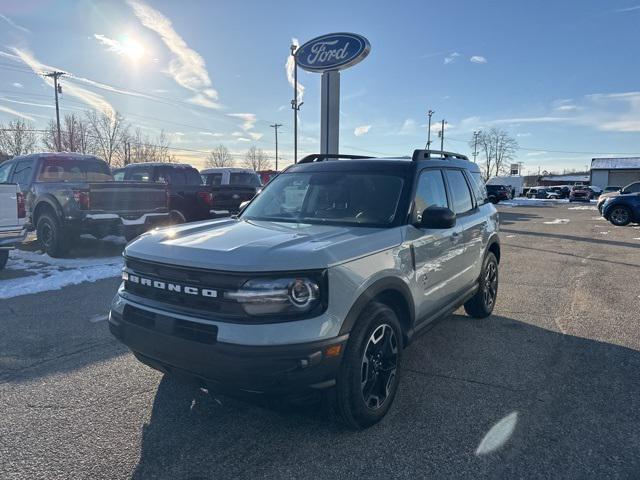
[298,153,374,164]
[411,149,469,162]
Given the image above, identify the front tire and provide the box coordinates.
[609,206,632,226]
[37,212,71,258]
[0,250,8,270]
[332,302,403,429]
[464,252,499,318]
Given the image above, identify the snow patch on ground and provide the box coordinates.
[506,235,516,238]
[599,232,610,235]
[0,250,122,299]
[500,198,568,207]
[543,218,570,225]
[568,205,597,211]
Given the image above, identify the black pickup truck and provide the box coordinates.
[200,167,262,216]
[1,153,170,257]
[113,163,213,223]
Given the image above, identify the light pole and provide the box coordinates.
[473,130,481,163]
[426,109,434,149]
[438,119,447,151]
[270,123,282,171]
[44,71,65,151]
[290,44,303,164]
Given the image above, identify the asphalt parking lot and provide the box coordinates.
[1,202,639,479]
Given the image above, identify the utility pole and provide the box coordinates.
[270,123,282,171]
[438,119,447,151]
[472,130,481,163]
[290,44,303,164]
[44,71,65,151]
[426,109,435,149]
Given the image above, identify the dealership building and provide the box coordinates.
[590,157,640,189]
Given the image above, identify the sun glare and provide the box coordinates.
[120,36,145,62]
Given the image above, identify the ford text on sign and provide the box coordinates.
[295,33,371,73]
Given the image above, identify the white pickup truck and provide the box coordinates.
[0,183,27,270]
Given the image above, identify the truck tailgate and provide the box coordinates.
[211,186,257,211]
[89,182,166,213]
[0,183,19,228]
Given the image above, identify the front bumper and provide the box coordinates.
[109,302,347,396]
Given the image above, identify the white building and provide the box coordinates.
[590,158,640,189]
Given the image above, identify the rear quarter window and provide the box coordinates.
[469,171,488,204]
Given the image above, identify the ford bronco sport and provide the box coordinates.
[109,150,500,428]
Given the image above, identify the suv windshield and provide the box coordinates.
[37,157,112,182]
[242,171,405,227]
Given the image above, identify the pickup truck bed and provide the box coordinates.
[0,153,170,257]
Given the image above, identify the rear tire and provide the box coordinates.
[464,252,499,318]
[0,250,8,270]
[609,206,632,226]
[37,212,71,258]
[332,302,403,429]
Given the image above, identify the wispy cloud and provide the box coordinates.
[0,103,34,120]
[127,0,220,108]
[10,48,115,117]
[470,55,487,64]
[614,5,640,12]
[227,112,257,131]
[399,118,417,135]
[444,52,460,65]
[0,14,30,34]
[286,38,305,102]
[198,131,224,137]
[12,82,22,88]
[354,125,371,136]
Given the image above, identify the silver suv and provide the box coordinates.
[109,150,500,428]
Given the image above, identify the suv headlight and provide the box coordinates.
[225,275,324,316]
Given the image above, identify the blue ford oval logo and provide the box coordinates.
[296,33,371,73]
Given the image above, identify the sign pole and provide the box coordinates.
[320,71,340,155]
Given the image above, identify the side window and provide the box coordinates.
[413,169,448,223]
[128,167,152,182]
[206,173,223,186]
[11,159,34,190]
[468,171,487,204]
[628,182,640,193]
[444,169,474,215]
[0,162,13,183]
[185,168,203,185]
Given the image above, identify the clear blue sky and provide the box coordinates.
[1,0,640,172]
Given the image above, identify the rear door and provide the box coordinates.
[408,168,465,320]
[10,158,35,193]
[443,168,484,289]
[0,183,19,228]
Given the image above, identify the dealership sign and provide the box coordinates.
[295,33,371,72]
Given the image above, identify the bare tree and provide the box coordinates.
[242,146,271,171]
[120,128,176,165]
[42,114,92,153]
[470,128,518,181]
[206,144,233,168]
[0,119,38,157]
[85,110,129,166]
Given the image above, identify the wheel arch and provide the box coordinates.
[339,277,415,345]
[487,235,501,263]
[32,197,62,226]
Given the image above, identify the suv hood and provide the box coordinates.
[125,218,403,272]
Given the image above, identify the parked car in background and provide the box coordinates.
[486,184,511,204]
[547,185,571,199]
[257,169,279,185]
[0,182,27,270]
[200,167,262,216]
[569,185,592,202]
[115,163,213,223]
[527,186,559,199]
[602,193,640,226]
[597,181,640,213]
[0,153,170,257]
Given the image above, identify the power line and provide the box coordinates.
[270,123,282,170]
[43,71,65,150]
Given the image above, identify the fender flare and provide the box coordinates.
[338,276,415,337]
[32,195,64,225]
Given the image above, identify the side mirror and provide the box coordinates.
[418,207,456,229]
